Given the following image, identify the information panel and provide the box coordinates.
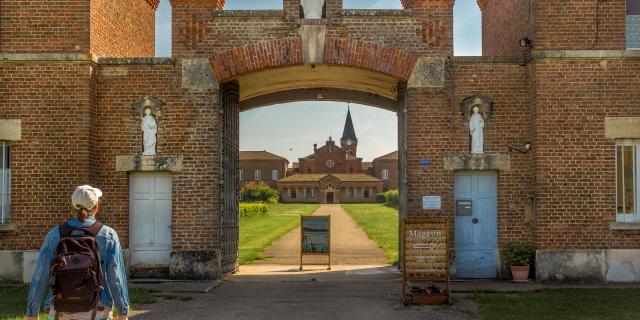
[300,215,331,270]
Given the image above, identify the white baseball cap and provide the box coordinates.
[71,185,103,210]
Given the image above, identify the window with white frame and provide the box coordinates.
[628,0,640,49]
[254,170,261,181]
[291,188,297,199]
[1,142,10,225]
[382,169,389,180]
[272,169,279,181]
[616,140,640,222]
[238,169,243,181]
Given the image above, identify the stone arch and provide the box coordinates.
[208,37,419,105]
[209,37,418,82]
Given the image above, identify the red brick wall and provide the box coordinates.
[534,0,626,50]
[239,160,288,189]
[372,159,399,191]
[406,59,534,248]
[531,58,640,249]
[479,0,534,57]
[481,0,627,55]
[0,63,94,250]
[90,0,157,58]
[95,59,219,251]
[0,1,90,53]
[175,5,441,59]
[406,0,454,55]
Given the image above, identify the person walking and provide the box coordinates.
[25,185,129,320]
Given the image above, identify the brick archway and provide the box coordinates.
[208,37,419,82]
[214,38,413,274]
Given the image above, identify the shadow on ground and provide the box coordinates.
[129,265,478,320]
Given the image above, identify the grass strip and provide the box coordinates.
[239,203,319,264]
[340,203,399,264]
[470,288,640,320]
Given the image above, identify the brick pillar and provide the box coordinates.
[404,0,454,55]
[283,0,301,20]
[170,0,225,57]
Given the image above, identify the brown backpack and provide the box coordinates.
[49,222,104,314]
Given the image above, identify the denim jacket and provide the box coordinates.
[26,217,129,317]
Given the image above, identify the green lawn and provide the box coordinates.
[340,203,399,264]
[240,203,319,264]
[470,288,640,320]
[0,286,162,320]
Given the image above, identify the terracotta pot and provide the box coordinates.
[510,265,530,282]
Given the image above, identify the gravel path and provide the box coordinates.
[254,204,387,265]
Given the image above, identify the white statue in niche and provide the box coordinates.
[141,107,157,156]
[301,0,325,19]
[469,106,484,154]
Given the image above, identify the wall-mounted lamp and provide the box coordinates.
[509,142,532,153]
[519,38,533,49]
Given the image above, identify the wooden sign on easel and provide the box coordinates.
[402,217,451,305]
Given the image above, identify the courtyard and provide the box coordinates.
[2,202,639,319]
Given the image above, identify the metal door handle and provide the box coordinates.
[472,218,479,224]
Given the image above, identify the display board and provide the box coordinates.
[402,217,451,304]
[300,215,331,270]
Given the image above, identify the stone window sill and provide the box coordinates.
[609,222,640,231]
[0,223,17,232]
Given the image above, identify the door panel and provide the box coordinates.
[455,171,497,278]
[130,172,172,268]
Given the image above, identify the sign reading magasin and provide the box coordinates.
[402,217,451,304]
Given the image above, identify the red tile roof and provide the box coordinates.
[374,150,398,161]
[240,151,289,162]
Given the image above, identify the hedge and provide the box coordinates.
[377,189,398,208]
[239,203,268,217]
[240,182,279,203]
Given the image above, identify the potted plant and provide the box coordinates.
[504,242,536,282]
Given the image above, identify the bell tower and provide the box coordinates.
[340,107,358,159]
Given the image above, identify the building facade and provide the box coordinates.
[372,151,398,192]
[239,151,288,189]
[278,173,382,204]
[0,0,639,282]
[277,108,391,203]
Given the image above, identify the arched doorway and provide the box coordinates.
[213,39,412,274]
[325,184,335,204]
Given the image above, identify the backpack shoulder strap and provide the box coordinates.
[84,221,104,237]
[58,221,104,237]
[58,222,72,238]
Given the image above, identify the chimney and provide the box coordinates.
[314,143,317,152]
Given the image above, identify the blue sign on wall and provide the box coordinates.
[420,160,432,166]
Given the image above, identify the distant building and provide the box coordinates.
[372,151,398,192]
[239,109,397,203]
[298,108,363,174]
[239,151,288,189]
[278,174,382,204]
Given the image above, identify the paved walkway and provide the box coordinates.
[253,204,387,266]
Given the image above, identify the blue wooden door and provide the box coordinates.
[454,171,498,278]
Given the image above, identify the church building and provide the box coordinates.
[278,108,388,204]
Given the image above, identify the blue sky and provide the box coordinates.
[154,0,481,163]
